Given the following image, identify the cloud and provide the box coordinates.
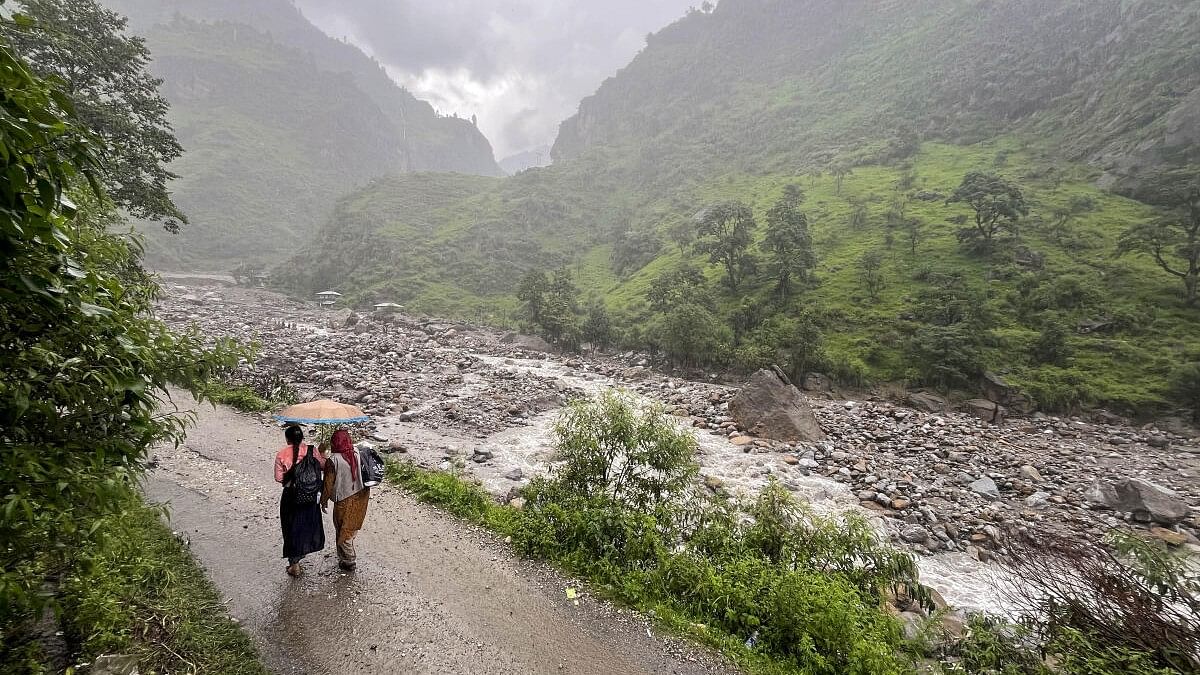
[293,0,696,157]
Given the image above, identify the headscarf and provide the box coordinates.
[331,429,358,479]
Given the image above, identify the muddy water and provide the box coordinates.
[149,392,734,675]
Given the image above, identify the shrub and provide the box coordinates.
[1169,362,1200,423]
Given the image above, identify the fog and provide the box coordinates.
[293,0,697,158]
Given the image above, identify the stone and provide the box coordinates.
[1086,478,1189,525]
[969,477,1001,500]
[891,498,912,510]
[781,455,799,465]
[703,475,725,492]
[91,655,140,675]
[900,524,929,543]
[907,390,949,413]
[621,366,651,381]
[385,439,407,454]
[962,399,1006,425]
[1149,527,1188,547]
[981,371,1033,415]
[798,457,820,469]
[508,497,527,510]
[730,436,754,446]
[1025,491,1051,508]
[728,366,826,442]
[505,468,525,481]
[800,372,834,393]
[1019,465,1042,483]
[498,332,553,353]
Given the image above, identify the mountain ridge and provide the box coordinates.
[101,0,501,269]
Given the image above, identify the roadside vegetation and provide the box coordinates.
[389,392,1199,674]
[0,5,263,672]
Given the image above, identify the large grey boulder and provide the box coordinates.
[962,399,1006,425]
[499,332,553,353]
[1086,478,1190,525]
[728,366,826,442]
[907,390,949,413]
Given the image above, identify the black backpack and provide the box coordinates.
[289,445,323,505]
[359,444,386,487]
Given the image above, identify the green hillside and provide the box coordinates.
[286,0,1200,416]
[100,0,500,270]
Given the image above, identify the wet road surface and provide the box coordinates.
[145,394,735,674]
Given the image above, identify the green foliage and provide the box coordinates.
[908,326,984,391]
[390,392,927,674]
[1116,169,1200,306]
[649,302,732,368]
[647,263,712,313]
[55,498,267,674]
[551,391,699,510]
[6,0,186,231]
[859,250,885,302]
[736,313,826,383]
[761,185,815,299]
[0,36,243,646]
[516,267,582,348]
[1030,322,1072,366]
[611,228,663,275]
[695,201,757,290]
[948,172,1029,255]
[1169,362,1200,422]
[196,380,274,413]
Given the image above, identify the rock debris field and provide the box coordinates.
[159,282,1200,614]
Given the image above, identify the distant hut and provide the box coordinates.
[373,302,404,314]
[316,290,341,309]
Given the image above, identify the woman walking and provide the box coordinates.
[275,425,325,576]
[322,429,370,571]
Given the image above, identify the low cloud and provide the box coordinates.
[294,0,696,157]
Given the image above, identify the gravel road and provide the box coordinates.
[145,393,736,675]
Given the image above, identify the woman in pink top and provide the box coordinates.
[275,425,326,576]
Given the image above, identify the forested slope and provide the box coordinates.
[287,0,1200,416]
[101,0,500,269]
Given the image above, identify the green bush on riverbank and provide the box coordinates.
[388,391,1197,675]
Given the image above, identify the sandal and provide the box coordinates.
[286,563,302,577]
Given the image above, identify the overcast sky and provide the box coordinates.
[293,0,697,158]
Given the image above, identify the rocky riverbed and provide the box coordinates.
[157,282,1200,614]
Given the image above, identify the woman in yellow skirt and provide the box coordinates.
[322,429,370,571]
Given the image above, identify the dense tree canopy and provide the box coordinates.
[0,33,239,630]
[4,0,187,231]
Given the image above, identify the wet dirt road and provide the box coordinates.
[145,394,734,675]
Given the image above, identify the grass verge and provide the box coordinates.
[10,497,268,675]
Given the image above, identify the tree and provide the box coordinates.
[647,264,711,313]
[651,302,732,368]
[694,201,757,290]
[665,217,695,255]
[859,250,884,302]
[1048,195,1096,243]
[848,199,869,230]
[5,0,187,231]
[1117,170,1200,306]
[582,302,613,352]
[830,160,853,195]
[0,40,241,628]
[1170,362,1200,423]
[610,228,662,275]
[904,217,924,256]
[1031,322,1072,366]
[516,269,551,328]
[908,326,984,391]
[761,185,816,300]
[947,172,1028,255]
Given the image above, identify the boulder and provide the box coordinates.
[907,390,949,413]
[962,399,1006,425]
[1086,478,1189,525]
[980,372,1033,415]
[728,367,826,443]
[498,332,553,353]
[800,372,834,393]
[969,477,1001,500]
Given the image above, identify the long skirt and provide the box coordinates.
[332,488,370,563]
[280,487,324,560]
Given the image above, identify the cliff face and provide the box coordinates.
[101,0,500,269]
[552,0,1200,180]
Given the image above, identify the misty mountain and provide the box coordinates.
[286,0,1199,414]
[101,0,501,269]
[499,146,553,175]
